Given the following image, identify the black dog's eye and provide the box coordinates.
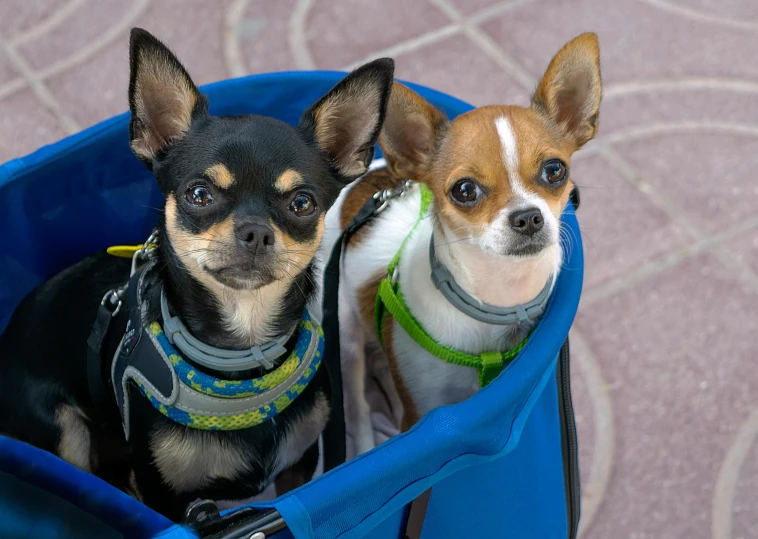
[185,185,214,207]
[541,160,568,185]
[289,193,315,217]
[450,178,481,205]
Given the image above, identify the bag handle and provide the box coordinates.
[185,500,287,539]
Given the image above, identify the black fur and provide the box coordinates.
[0,28,393,521]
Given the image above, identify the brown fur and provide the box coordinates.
[379,82,449,180]
[428,106,575,233]
[339,33,601,432]
[130,50,199,161]
[272,216,325,277]
[531,32,602,148]
[165,196,236,279]
[165,196,288,344]
[338,167,403,245]
[313,84,383,178]
[355,272,420,430]
[273,169,305,193]
[204,164,236,189]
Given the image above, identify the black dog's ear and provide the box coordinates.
[299,58,394,180]
[128,28,208,167]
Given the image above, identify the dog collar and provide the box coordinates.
[111,261,323,438]
[160,289,294,371]
[374,183,535,387]
[429,239,553,325]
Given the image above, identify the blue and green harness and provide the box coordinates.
[110,260,323,438]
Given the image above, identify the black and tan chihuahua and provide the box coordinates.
[0,28,393,520]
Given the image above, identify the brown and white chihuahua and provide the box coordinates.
[0,28,393,519]
[327,33,601,453]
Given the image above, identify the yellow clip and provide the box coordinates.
[106,244,156,258]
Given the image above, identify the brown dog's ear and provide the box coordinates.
[299,58,394,181]
[379,82,449,181]
[531,33,602,149]
[128,28,208,167]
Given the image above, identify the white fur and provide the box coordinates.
[150,427,253,493]
[55,405,92,472]
[324,138,562,451]
[491,116,561,273]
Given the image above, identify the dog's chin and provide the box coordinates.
[505,242,550,258]
[206,266,276,290]
[491,237,556,259]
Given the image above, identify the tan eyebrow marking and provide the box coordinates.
[274,169,305,193]
[204,164,235,189]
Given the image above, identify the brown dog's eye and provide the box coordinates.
[289,193,315,217]
[450,178,480,205]
[541,160,568,185]
[185,185,214,207]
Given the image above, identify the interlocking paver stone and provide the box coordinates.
[306,0,449,68]
[0,88,67,162]
[394,33,530,107]
[616,133,758,236]
[1,1,756,537]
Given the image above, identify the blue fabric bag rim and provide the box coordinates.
[0,70,583,539]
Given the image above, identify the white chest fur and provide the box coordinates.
[336,184,558,417]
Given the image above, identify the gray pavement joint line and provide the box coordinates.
[0,33,79,135]
[341,24,460,72]
[711,404,758,539]
[35,0,150,81]
[8,0,88,47]
[582,212,758,306]
[637,0,758,32]
[568,328,616,539]
[426,0,538,92]
[289,0,316,70]
[598,146,758,296]
[581,243,705,306]
[341,0,532,73]
[224,0,250,78]
[598,146,706,241]
[469,0,537,25]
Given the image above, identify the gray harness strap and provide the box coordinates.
[160,289,293,371]
[429,237,554,325]
[111,263,321,439]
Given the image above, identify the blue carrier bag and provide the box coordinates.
[0,71,583,539]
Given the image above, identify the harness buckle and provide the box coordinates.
[185,499,287,538]
[390,267,399,286]
[373,180,414,215]
[100,288,124,318]
[130,230,158,276]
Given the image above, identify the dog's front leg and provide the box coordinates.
[274,441,319,496]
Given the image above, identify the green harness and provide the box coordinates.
[374,184,528,387]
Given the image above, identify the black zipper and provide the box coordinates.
[557,338,580,538]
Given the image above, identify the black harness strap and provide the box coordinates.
[404,489,432,539]
[321,193,388,471]
[86,289,124,425]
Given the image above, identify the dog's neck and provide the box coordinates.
[432,217,559,310]
[158,238,312,353]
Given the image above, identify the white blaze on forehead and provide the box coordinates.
[491,115,558,246]
[495,115,528,199]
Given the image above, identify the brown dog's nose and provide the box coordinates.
[509,207,544,236]
[236,222,275,253]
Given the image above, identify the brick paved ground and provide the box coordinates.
[1,1,757,537]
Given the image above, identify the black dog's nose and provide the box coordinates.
[236,222,275,253]
[509,207,544,236]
